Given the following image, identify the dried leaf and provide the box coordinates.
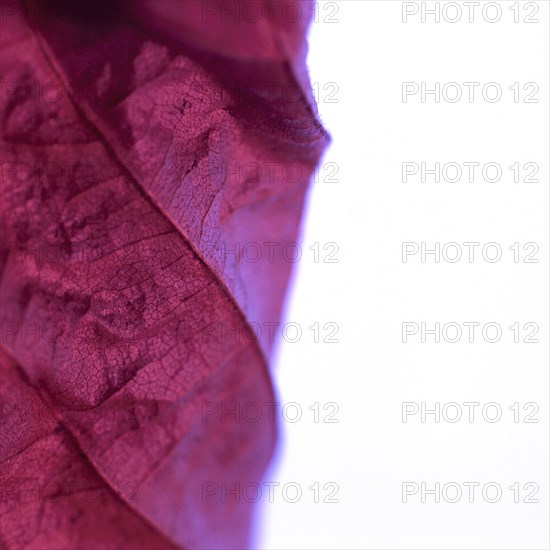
[0,1,328,547]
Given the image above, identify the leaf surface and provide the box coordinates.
[0,1,328,547]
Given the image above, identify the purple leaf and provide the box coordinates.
[0,1,328,547]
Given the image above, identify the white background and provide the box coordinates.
[259,1,549,548]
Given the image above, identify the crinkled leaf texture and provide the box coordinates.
[0,0,328,548]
